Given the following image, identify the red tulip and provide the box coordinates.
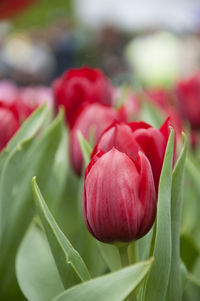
[0,101,20,151]
[70,103,118,175]
[83,148,156,243]
[176,72,200,129]
[53,67,114,127]
[93,119,172,193]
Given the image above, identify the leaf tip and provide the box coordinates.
[148,256,154,265]
[181,131,188,146]
[169,125,175,137]
[32,176,37,189]
[57,106,65,121]
[77,130,83,142]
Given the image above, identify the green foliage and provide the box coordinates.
[77,131,92,166]
[32,178,91,289]
[143,128,174,301]
[16,225,64,301]
[0,104,47,175]
[0,106,65,300]
[167,134,188,301]
[53,259,153,301]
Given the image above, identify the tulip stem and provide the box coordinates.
[128,242,138,301]
[118,245,137,301]
[118,245,129,268]
[128,241,138,264]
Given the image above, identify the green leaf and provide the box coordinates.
[16,224,64,301]
[53,258,154,301]
[0,110,64,299]
[143,128,174,301]
[138,226,154,261]
[167,133,188,301]
[0,104,47,173]
[77,131,92,166]
[41,126,69,214]
[32,178,91,289]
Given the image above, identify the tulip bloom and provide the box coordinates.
[176,73,200,129]
[53,66,114,127]
[93,119,171,193]
[70,103,118,175]
[0,101,20,151]
[83,148,156,243]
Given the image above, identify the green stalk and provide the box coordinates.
[118,245,129,268]
[128,241,138,264]
[118,244,137,301]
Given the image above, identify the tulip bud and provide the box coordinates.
[53,66,114,127]
[0,104,20,151]
[93,119,171,193]
[70,103,118,175]
[83,148,156,243]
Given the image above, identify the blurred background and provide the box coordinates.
[1,0,200,87]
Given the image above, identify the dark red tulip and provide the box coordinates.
[83,148,156,243]
[70,103,118,175]
[0,101,20,151]
[53,67,114,127]
[176,73,200,129]
[93,119,172,193]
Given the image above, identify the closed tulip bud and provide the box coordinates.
[93,119,172,193]
[83,148,156,243]
[69,103,118,175]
